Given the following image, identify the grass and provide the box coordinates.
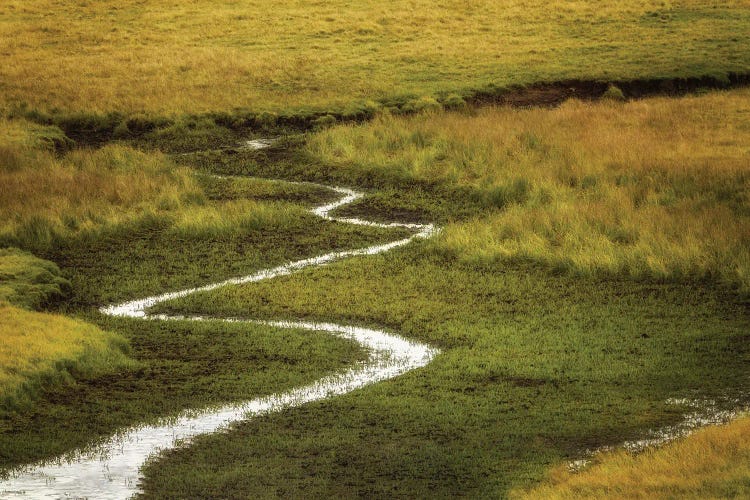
[512,416,750,499]
[135,89,750,496]
[0,303,134,415]
[2,49,749,495]
[145,247,750,497]
[0,248,133,415]
[0,128,409,469]
[0,118,204,252]
[306,88,750,293]
[1,1,748,117]
[0,248,70,310]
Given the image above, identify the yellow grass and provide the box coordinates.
[0,118,204,248]
[512,416,750,499]
[0,302,134,409]
[308,88,750,290]
[1,0,748,115]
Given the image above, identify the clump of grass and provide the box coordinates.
[0,248,70,310]
[0,302,135,413]
[0,247,134,413]
[0,118,204,251]
[307,89,750,292]
[167,200,305,240]
[602,83,626,101]
[512,416,750,499]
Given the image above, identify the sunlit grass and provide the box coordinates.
[513,416,750,499]
[1,0,748,115]
[0,119,205,250]
[0,301,134,412]
[308,88,750,291]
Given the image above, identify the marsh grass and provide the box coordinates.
[307,89,750,292]
[0,248,70,310]
[0,119,205,251]
[144,247,750,497]
[1,1,748,116]
[513,416,750,499]
[0,248,133,414]
[0,303,135,414]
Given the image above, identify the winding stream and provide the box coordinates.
[0,145,440,499]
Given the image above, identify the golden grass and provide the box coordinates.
[512,416,750,499]
[1,0,748,115]
[308,88,750,291]
[0,302,134,410]
[0,119,204,249]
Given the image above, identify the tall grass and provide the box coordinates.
[513,416,750,499]
[167,200,307,240]
[308,89,750,291]
[0,119,204,251]
[1,1,748,115]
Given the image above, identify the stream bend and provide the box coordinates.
[0,148,440,499]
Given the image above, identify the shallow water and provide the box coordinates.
[0,146,440,499]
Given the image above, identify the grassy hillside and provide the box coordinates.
[1,0,748,117]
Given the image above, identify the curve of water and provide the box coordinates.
[0,153,440,498]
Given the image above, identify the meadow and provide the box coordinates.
[0,121,404,467]
[140,89,750,496]
[1,0,748,119]
[1,2,749,495]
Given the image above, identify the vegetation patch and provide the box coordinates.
[138,88,750,496]
[0,248,70,310]
[0,119,204,252]
[145,248,750,497]
[306,88,750,293]
[0,248,133,416]
[513,416,750,499]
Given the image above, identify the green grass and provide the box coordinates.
[0,316,366,470]
[0,183,401,468]
[0,248,70,310]
[0,249,133,417]
[145,246,750,497]
[0,132,410,470]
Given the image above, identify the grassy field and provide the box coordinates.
[514,416,750,498]
[1,1,749,118]
[148,246,750,497]
[0,128,407,469]
[2,4,750,493]
[141,89,750,496]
